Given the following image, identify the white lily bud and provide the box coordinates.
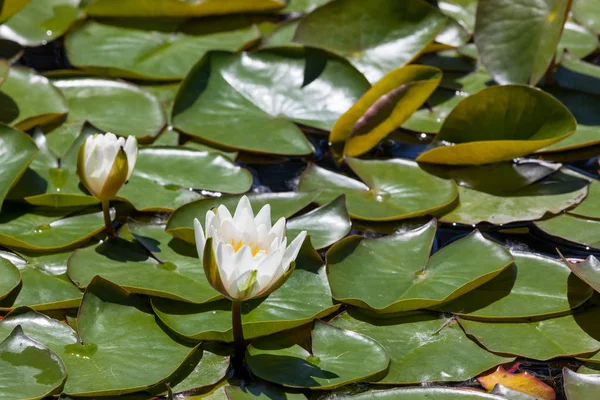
[195,196,307,301]
[77,133,138,201]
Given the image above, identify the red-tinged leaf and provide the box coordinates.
[478,365,556,400]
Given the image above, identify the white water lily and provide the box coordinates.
[77,133,138,201]
[195,196,307,301]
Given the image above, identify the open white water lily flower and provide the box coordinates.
[77,133,138,201]
[195,196,307,301]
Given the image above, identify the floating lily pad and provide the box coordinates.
[0,0,83,46]
[152,240,339,341]
[65,18,261,80]
[246,320,390,389]
[225,383,307,399]
[293,0,446,83]
[561,256,600,293]
[0,278,198,396]
[538,89,600,153]
[0,326,67,400]
[475,0,569,85]
[166,191,321,243]
[172,50,369,155]
[438,0,477,33]
[441,169,589,225]
[286,195,351,250]
[167,345,230,394]
[459,307,600,360]
[0,205,110,251]
[327,220,513,313]
[417,85,576,165]
[438,251,593,319]
[346,387,506,399]
[0,124,38,211]
[298,158,458,221]
[535,214,600,250]
[84,0,286,17]
[116,147,252,212]
[0,257,20,301]
[490,385,539,400]
[402,69,492,134]
[0,0,30,23]
[0,66,68,130]
[331,310,514,384]
[558,20,599,59]
[8,125,99,208]
[47,76,166,156]
[572,0,600,33]
[329,65,441,160]
[563,368,600,400]
[0,249,82,310]
[68,222,221,304]
[555,52,600,97]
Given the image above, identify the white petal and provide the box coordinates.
[268,217,286,243]
[230,245,258,280]
[254,204,271,230]
[229,269,259,300]
[216,242,235,286]
[282,231,307,268]
[256,249,285,291]
[233,196,257,239]
[204,210,216,238]
[194,218,205,259]
[216,205,233,222]
[124,136,138,180]
[219,219,241,245]
[256,224,270,248]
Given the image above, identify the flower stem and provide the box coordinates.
[101,199,114,236]
[231,300,247,379]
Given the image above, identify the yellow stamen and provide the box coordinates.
[231,239,263,256]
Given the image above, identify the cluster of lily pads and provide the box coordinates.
[2,0,600,399]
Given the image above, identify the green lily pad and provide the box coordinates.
[0,257,19,301]
[298,158,458,221]
[166,345,230,394]
[458,307,600,360]
[246,320,390,389]
[0,326,67,400]
[68,222,221,304]
[280,0,331,13]
[166,191,321,243]
[475,0,569,85]
[538,88,600,153]
[152,240,339,341]
[172,50,369,155]
[116,146,252,212]
[65,18,261,80]
[0,66,68,131]
[0,278,198,396]
[260,18,299,49]
[84,0,285,17]
[563,368,600,399]
[0,0,30,23]
[490,385,538,400]
[417,85,576,165]
[558,20,599,59]
[402,69,493,134]
[438,251,593,319]
[561,255,600,293]
[0,124,38,211]
[46,76,166,156]
[438,0,477,33]
[346,387,506,399]
[441,168,589,225]
[225,383,307,400]
[436,17,470,47]
[8,125,100,208]
[329,65,441,160]
[0,0,83,46]
[286,195,351,250]
[535,214,600,250]
[0,249,82,310]
[327,221,513,313]
[0,205,110,251]
[572,0,600,33]
[331,310,514,384]
[293,0,446,83]
[555,52,600,97]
